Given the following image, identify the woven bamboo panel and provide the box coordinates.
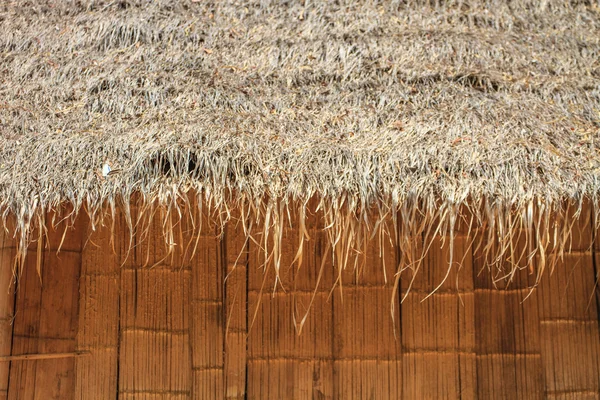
[223,212,248,400]
[190,232,223,400]
[402,234,476,399]
[0,202,597,398]
[247,214,335,399]
[539,253,600,398]
[327,219,402,400]
[9,213,82,400]
[75,214,120,400]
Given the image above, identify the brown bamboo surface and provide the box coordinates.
[0,202,598,399]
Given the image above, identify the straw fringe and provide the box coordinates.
[1,190,595,307]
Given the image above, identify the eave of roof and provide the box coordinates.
[0,1,599,284]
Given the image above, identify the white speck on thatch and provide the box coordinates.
[102,163,112,177]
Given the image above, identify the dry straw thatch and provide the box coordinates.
[1,0,599,297]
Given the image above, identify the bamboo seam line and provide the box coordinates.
[0,351,90,362]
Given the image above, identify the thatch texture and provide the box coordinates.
[1,0,600,284]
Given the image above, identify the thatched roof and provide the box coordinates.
[1,1,599,285]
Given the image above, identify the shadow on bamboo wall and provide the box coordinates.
[0,199,598,399]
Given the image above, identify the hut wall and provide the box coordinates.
[0,225,16,398]
[0,203,598,399]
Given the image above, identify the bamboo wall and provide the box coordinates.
[0,203,598,399]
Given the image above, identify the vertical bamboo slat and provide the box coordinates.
[333,228,402,400]
[247,212,335,399]
[223,213,248,400]
[537,202,600,399]
[539,253,600,398]
[473,230,544,399]
[474,291,544,399]
[401,234,476,399]
[118,211,192,399]
[8,214,82,400]
[74,215,120,399]
[0,227,16,400]
[333,288,402,400]
[289,221,334,400]
[190,228,224,399]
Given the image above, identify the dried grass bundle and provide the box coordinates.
[1,1,599,305]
